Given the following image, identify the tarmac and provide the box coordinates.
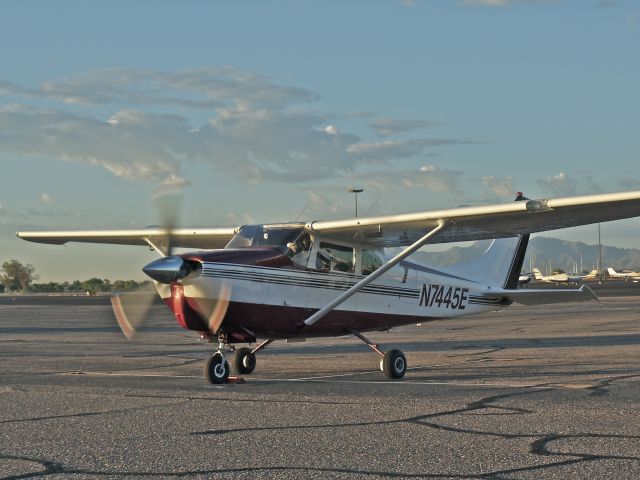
[1,285,639,479]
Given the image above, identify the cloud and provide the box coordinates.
[536,171,603,197]
[369,117,444,137]
[617,178,640,190]
[0,106,183,181]
[40,193,54,204]
[1,67,315,111]
[1,67,479,185]
[354,165,464,195]
[346,138,475,163]
[537,172,576,196]
[481,176,514,197]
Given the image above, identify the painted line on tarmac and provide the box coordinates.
[61,371,201,378]
[58,370,594,390]
[285,379,542,388]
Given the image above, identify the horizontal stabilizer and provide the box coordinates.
[499,285,598,305]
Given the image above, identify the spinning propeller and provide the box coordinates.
[110,182,231,339]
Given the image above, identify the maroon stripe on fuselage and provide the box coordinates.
[220,301,438,338]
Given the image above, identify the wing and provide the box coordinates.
[306,190,640,247]
[16,227,237,250]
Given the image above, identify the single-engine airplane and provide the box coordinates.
[607,267,640,282]
[532,268,583,285]
[17,190,640,383]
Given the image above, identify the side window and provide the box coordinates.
[316,242,355,273]
[286,233,313,267]
[361,249,383,276]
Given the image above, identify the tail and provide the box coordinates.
[443,234,530,288]
[532,268,544,280]
[607,267,618,276]
[433,192,530,289]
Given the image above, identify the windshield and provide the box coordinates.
[225,225,303,249]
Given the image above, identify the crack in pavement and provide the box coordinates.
[2,366,638,478]
[0,401,188,425]
[188,375,640,478]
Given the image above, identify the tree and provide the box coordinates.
[1,260,38,291]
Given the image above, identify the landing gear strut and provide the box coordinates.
[352,331,407,380]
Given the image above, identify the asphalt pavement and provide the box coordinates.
[1,293,639,479]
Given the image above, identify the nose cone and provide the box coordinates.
[143,256,193,284]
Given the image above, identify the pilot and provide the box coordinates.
[287,233,312,265]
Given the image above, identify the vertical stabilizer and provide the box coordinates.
[444,235,529,288]
[442,192,531,288]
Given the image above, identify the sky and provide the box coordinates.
[1,0,639,282]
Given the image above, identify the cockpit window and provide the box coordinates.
[225,225,303,249]
[316,242,355,273]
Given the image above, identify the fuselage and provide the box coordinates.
[155,240,504,343]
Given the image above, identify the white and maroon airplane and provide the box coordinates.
[17,190,640,383]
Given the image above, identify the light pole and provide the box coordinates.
[598,223,603,283]
[348,187,363,218]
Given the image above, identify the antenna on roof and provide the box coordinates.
[294,205,308,222]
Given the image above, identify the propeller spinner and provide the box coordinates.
[142,255,198,284]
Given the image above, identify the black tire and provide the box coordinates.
[233,347,256,374]
[382,349,407,379]
[204,353,230,384]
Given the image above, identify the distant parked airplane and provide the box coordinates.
[582,269,600,281]
[532,268,583,285]
[607,267,640,282]
[518,273,533,286]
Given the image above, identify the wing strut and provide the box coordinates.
[142,237,168,257]
[303,220,446,328]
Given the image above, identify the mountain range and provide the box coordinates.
[412,236,640,275]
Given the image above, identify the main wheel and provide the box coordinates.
[233,347,256,374]
[381,349,407,379]
[204,353,230,384]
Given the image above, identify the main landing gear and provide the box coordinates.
[351,331,407,379]
[204,335,273,384]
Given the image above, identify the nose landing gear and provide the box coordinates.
[203,335,274,384]
[204,351,230,384]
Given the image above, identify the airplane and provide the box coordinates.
[518,273,533,286]
[607,267,640,282]
[582,269,600,281]
[531,268,583,285]
[16,189,640,384]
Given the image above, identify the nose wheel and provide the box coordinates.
[204,351,230,384]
